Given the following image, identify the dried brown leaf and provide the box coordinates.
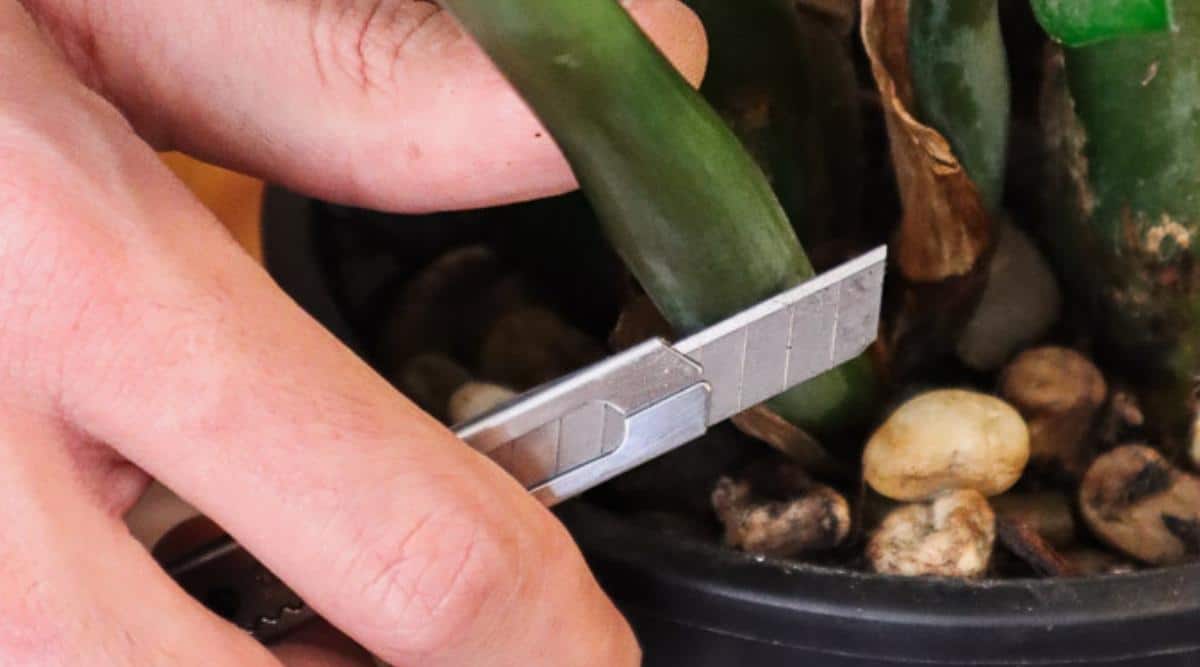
[861,0,992,282]
[731,405,848,478]
[996,516,1077,577]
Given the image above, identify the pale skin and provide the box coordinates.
[0,1,708,664]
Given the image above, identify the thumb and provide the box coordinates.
[25,0,708,212]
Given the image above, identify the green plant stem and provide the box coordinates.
[1032,0,1174,47]
[440,0,875,437]
[908,0,1011,212]
[1042,2,1200,443]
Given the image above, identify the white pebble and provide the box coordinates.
[956,221,1062,371]
[868,489,996,578]
[448,382,518,424]
[864,389,1030,501]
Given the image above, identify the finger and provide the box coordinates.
[65,213,641,667]
[0,408,281,666]
[25,0,707,212]
[2,4,638,665]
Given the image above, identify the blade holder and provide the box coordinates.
[454,246,887,507]
[454,338,710,505]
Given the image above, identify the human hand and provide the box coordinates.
[0,1,705,664]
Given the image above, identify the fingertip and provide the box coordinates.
[40,0,710,214]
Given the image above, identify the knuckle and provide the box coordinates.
[0,130,244,422]
[345,496,600,663]
[349,502,521,658]
[308,0,442,92]
[0,134,119,400]
[0,101,133,279]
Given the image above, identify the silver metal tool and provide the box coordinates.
[456,245,887,506]
[166,246,887,642]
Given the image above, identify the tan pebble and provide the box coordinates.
[1080,444,1200,565]
[863,389,1030,501]
[448,382,518,424]
[868,489,995,578]
[711,465,851,558]
[1000,347,1106,474]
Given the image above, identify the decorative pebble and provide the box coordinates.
[447,382,518,424]
[868,489,995,578]
[1000,347,1106,475]
[864,389,1030,501]
[956,221,1062,371]
[712,464,851,558]
[1080,445,1200,565]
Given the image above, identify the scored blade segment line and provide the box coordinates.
[697,327,748,423]
[510,420,560,487]
[556,402,607,473]
[553,415,562,478]
[783,282,840,392]
[489,441,514,472]
[549,417,559,479]
[740,300,793,408]
[781,300,797,396]
[828,281,841,367]
[734,321,749,414]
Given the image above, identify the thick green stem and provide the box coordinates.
[441,0,875,436]
[1032,0,1174,47]
[908,0,1011,212]
[1042,3,1200,443]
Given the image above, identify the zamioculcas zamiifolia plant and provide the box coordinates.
[440,0,877,439]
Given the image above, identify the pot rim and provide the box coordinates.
[561,501,1200,622]
[562,501,1200,663]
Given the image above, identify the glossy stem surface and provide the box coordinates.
[908,0,1010,212]
[1032,0,1173,47]
[441,0,876,436]
[1043,2,1200,443]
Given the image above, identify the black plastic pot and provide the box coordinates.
[261,189,1200,666]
